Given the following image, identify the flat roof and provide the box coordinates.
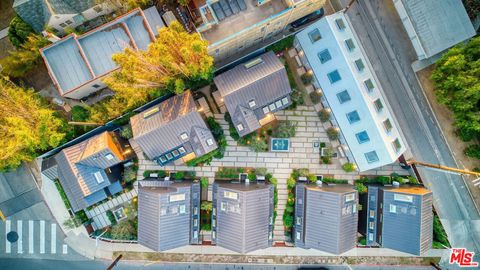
[385,186,431,196]
[40,7,164,95]
[201,0,288,45]
[305,184,356,194]
[215,181,271,191]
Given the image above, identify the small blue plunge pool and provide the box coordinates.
[270,138,290,152]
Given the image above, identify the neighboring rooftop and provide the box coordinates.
[393,0,475,59]
[197,0,288,45]
[13,0,97,32]
[130,91,217,163]
[40,7,164,95]
[54,131,127,212]
[214,51,292,136]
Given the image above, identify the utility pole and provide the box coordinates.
[343,0,358,14]
[106,254,122,270]
[68,121,103,126]
[406,159,480,177]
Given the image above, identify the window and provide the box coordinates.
[308,29,321,43]
[262,106,270,114]
[335,18,346,30]
[392,138,401,152]
[336,90,351,104]
[180,132,188,140]
[169,193,186,202]
[346,110,360,124]
[193,231,198,239]
[365,151,379,163]
[160,207,167,216]
[166,153,173,160]
[93,171,104,184]
[281,97,289,105]
[383,119,393,132]
[389,204,397,213]
[296,217,301,225]
[220,202,226,211]
[65,20,73,25]
[275,100,282,108]
[369,221,374,230]
[355,131,370,144]
[172,150,179,157]
[394,194,413,203]
[369,210,374,218]
[248,100,256,108]
[105,153,114,160]
[159,156,167,163]
[269,103,276,111]
[178,147,186,154]
[318,49,331,64]
[364,79,374,92]
[345,39,355,51]
[224,191,238,200]
[374,99,384,112]
[170,206,179,214]
[296,232,301,240]
[59,23,67,28]
[327,70,341,83]
[345,193,355,202]
[179,204,186,214]
[236,123,244,131]
[194,207,198,215]
[92,84,100,89]
[355,59,365,71]
[207,138,214,146]
[194,219,198,226]
[353,204,357,213]
[368,233,373,241]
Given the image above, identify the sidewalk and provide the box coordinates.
[0,28,8,39]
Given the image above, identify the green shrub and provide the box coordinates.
[143,170,167,178]
[206,116,224,138]
[309,90,322,104]
[308,174,317,183]
[247,171,256,181]
[254,167,268,176]
[285,205,294,214]
[327,127,339,140]
[464,144,480,159]
[174,171,185,180]
[283,212,294,228]
[269,177,278,185]
[120,125,133,139]
[342,162,356,172]
[407,175,420,184]
[106,210,117,226]
[201,223,212,231]
[323,177,348,184]
[288,88,304,110]
[8,16,34,48]
[320,147,333,164]
[273,121,297,138]
[359,236,366,245]
[200,177,209,188]
[265,35,294,53]
[376,176,392,185]
[300,72,313,85]
[318,109,331,123]
[54,179,72,209]
[224,112,240,140]
[287,177,296,189]
[71,105,90,121]
[433,214,450,248]
[123,166,137,183]
[74,210,89,224]
[355,182,368,194]
[110,219,137,240]
[292,168,309,178]
[249,138,268,152]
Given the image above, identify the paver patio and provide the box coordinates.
[134,106,409,242]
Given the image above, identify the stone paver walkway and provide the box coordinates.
[135,106,409,242]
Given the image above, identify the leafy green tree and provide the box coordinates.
[355,182,367,194]
[342,162,356,172]
[201,201,212,212]
[0,35,50,78]
[0,78,66,171]
[8,16,34,48]
[200,177,209,189]
[431,37,480,143]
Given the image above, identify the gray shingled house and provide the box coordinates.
[41,131,131,212]
[137,179,201,251]
[130,91,217,166]
[212,181,274,253]
[294,183,358,254]
[214,51,292,137]
[364,185,433,255]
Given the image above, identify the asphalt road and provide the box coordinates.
[0,165,85,261]
[336,0,480,256]
[0,258,436,270]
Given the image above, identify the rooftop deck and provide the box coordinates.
[201,0,288,45]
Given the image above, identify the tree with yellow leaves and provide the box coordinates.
[0,78,66,171]
[104,21,214,95]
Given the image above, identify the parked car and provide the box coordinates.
[290,8,325,28]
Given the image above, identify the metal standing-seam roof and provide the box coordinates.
[212,181,274,253]
[137,180,200,251]
[54,131,125,212]
[214,51,292,136]
[393,0,475,59]
[130,91,217,161]
[40,7,164,97]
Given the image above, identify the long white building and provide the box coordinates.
[294,12,406,171]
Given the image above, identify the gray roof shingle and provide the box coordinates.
[214,51,292,136]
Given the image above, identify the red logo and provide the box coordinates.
[449,248,479,267]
